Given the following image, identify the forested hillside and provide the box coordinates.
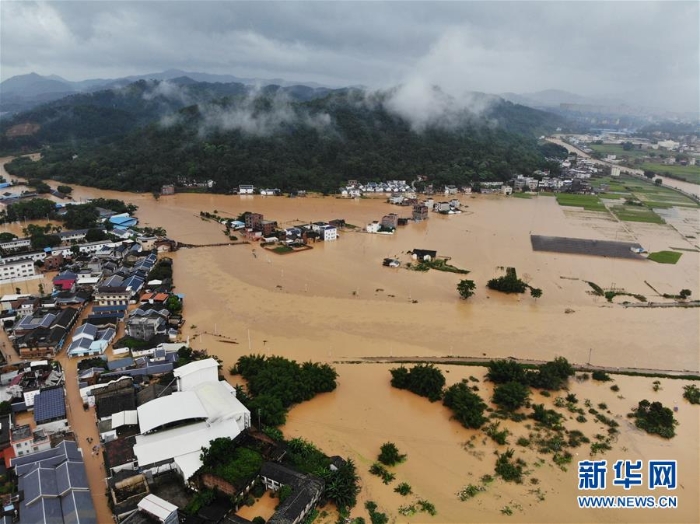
[2,80,568,193]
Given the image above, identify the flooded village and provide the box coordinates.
[0,155,697,524]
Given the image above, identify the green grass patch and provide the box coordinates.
[647,251,682,264]
[556,194,606,212]
[589,144,649,160]
[590,177,630,193]
[511,192,533,199]
[272,245,294,254]
[599,193,629,200]
[609,205,665,224]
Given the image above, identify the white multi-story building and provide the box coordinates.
[0,238,31,252]
[0,259,38,284]
[320,226,337,241]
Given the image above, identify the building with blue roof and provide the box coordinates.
[108,213,138,228]
[107,357,134,372]
[12,440,97,524]
[33,387,67,425]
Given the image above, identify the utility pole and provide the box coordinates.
[257,408,261,430]
[588,348,592,366]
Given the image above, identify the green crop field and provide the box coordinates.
[593,175,699,208]
[590,176,631,193]
[589,144,649,160]
[556,194,606,212]
[610,205,665,224]
[647,251,683,264]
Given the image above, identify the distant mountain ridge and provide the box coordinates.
[0,70,336,115]
[0,77,568,194]
[499,89,625,109]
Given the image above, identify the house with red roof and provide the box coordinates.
[52,271,77,292]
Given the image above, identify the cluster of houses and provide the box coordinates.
[0,206,176,287]
[499,157,602,195]
[0,245,182,362]
[366,198,462,234]
[340,179,412,197]
[230,185,284,196]
[0,257,184,523]
[237,212,343,246]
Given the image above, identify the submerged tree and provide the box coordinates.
[487,267,527,294]
[457,279,476,300]
[629,400,677,438]
[443,382,487,429]
[493,382,531,411]
[390,364,445,402]
[378,442,407,466]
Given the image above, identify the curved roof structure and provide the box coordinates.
[137,391,207,434]
[191,380,250,431]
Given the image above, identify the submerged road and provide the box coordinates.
[355,355,700,377]
[56,348,114,522]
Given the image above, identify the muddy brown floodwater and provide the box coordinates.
[1,157,698,523]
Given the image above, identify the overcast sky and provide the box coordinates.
[1,1,698,112]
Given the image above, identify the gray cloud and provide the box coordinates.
[1,1,698,113]
[142,80,334,136]
[195,87,333,137]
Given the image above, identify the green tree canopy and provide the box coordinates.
[527,357,574,390]
[378,442,406,466]
[390,364,445,402]
[486,359,528,385]
[630,400,677,438]
[323,458,361,510]
[492,382,531,411]
[442,382,487,429]
[457,279,476,300]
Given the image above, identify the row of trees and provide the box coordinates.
[457,276,542,300]
[486,357,575,391]
[389,359,577,429]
